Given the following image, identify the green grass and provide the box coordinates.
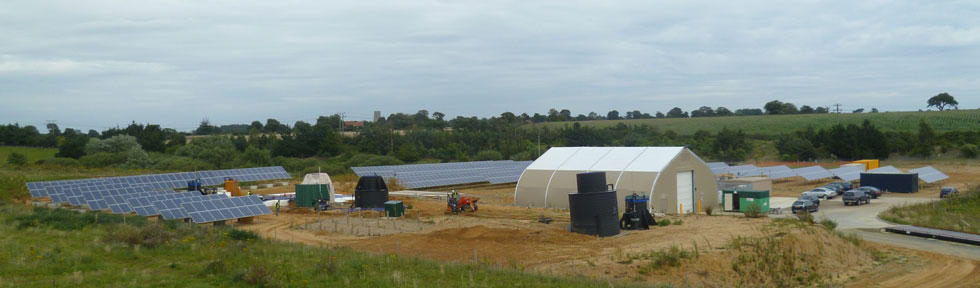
[0,166,159,203]
[879,188,980,235]
[0,146,57,164]
[530,109,980,135]
[0,204,641,287]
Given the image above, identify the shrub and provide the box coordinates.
[228,229,259,241]
[241,264,276,286]
[658,219,671,227]
[796,212,814,224]
[704,206,714,216]
[6,152,27,166]
[961,144,979,158]
[36,157,82,167]
[15,207,146,230]
[637,246,693,275]
[743,203,763,218]
[819,219,837,230]
[104,224,173,249]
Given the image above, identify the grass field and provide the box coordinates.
[529,109,980,135]
[0,146,57,165]
[879,188,980,235]
[0,204,641,287]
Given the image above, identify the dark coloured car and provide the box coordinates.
[792,200,818,214]
[799,194,821,206]
[824,182,854,193]
[842,190,871,206]
[855,186,882,199]
[940,187,959,198]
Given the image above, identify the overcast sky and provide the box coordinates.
[1,0,977,132]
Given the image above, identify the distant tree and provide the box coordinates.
[799,105,815,114]
[666,107,688,118]
[249,121,264,131]
[735,108,764,116]
[176,136,238,168]
[927,93,958,111]
[852,108,865,113]
[655,111,665,118]
[631,110,643,119]
[607,110,620,120]
[764,100,798,115]
[194,118,219,135]
[6,152,27,166]
[764,100,786,114]
[46,123,61,136]
[432,112,446,121]
[715,107,734,116]
[264,118,287,134]
[913,120,936,157]
[814,107,830,114]
[547,108,560,121]
[870,108,879,113]
[587,112,599,120]
[56,130,89,159]
[690,106,715,117]
[87,129,100,138]
[475,150,503,161]
[559,109,572,121]
[239,145,272,166]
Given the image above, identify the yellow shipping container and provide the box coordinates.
[852,159,879,171]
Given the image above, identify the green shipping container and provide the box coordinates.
[384,200,405,217]
[296,184,330,208]
[722,190,770,213]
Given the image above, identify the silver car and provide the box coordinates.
[802,187,838,199]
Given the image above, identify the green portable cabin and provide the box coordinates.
[722,190,770,213]
[295,184,331,207]
[384,200,405,217]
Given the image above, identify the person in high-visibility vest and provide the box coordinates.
[275,200,280,216]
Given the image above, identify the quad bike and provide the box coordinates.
[447,192,479,214]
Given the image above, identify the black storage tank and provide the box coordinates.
[354,176,389,208]
[568,172,620,237]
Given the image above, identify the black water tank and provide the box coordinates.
[354,176,389,208]
[568,172,620,237]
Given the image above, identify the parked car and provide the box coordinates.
[799,194,821,206]
[842,190,871,206]
[802,187,838,199]
[940,187,959,198]
[824,182,854,193]
[854,186,882,199]
[792,200,818,214]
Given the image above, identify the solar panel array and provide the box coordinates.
[792,166,834,181]
[909,166,950,183]
[24,167,286,222]
[868,166,902,173]
[183,195,270,223]
[829,165,864,181]
[352,161,533,189]
[26,166,289,199]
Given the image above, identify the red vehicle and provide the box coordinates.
[447,191,479,214]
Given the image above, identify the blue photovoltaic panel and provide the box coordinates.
[88,199,109,210]
[183,195,270,223]
[109,203,134,214]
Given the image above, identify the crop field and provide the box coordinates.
[0,146,57,164]
[529,109,980,135]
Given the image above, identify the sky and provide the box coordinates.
[1,0,978,132]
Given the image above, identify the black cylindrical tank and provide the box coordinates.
[568,172,620,237]
[354,176,389,208]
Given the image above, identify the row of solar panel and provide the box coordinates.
[353,161,532,189]
[184,196,269,223]
[27,167,290,196]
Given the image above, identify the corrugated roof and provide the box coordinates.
[527,146,685,173]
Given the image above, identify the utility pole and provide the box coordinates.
[337,112,346,132]
[833,104,842,124]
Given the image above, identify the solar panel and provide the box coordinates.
[183,195,271,223]
[909,166,949,183]
[768,170,797,180]
[868,166,902,173]
[706,162,728,169]
[109,203,134,214]
[352,161,531,189]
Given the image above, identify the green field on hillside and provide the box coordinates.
[0,146,57,164]
[530,109,980,136]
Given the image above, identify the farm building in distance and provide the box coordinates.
[514,147,717,214]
